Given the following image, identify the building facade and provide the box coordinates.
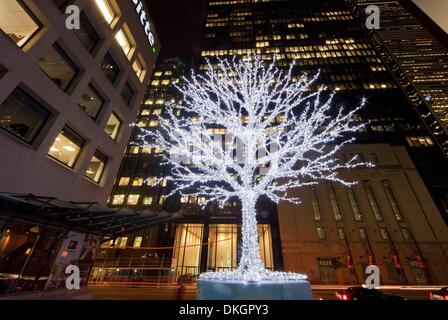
[0,0,160,204]
[92,0,448,285]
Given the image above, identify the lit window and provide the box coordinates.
[78,84,104,119]
[127,194,139,205]
[48,127,84,168]
[112,194,124,205]
[359,228,367,239]
[316,227,326,240]
[143,196,153,205]
[328,183,342,221]
[115,236,128,248]
[346,187,362,221]
[146,177,157,185]
[133,236,142,248]
[337,228,345,240]
[310,187,321,221]
[85,151,107,183]
[149,120,158,127]
[0,87,50,143]
[382,181,403,221]
[132,57,146,81]
[37,44,79,91]
[115,28,134,59]
[94,0,116,25]
[161,178,167,187]
[380,228,389,240]
[105,112,121,141]
[402,228,413,240]
[0,0,41,48]
[363,181,383,221]
[118,177,130,186]
[129,146,139,154]
[132,178,143,186]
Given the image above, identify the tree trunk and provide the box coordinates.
[237,193,266,279]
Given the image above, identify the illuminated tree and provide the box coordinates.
[135,55,369,282]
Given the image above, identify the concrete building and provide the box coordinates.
[0,0,160,204]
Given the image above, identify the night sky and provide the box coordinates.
[146,0,208,61]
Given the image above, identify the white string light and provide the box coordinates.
[135,55,371,282]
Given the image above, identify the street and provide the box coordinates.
[88,284,439,300]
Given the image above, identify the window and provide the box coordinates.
[316,227,326,240]
[121,82,134,106]
[143,196,153,205]
[133,236,142,248]
[0,87,50,143]
[115,28,134,59]
[310,187,321,221]
[132,178,143,186]
[127,194,140,205]
[37,44,79,91]
[94,0,116,25]
[78,84,104,119]
[132,57,145,81]
[382,181,403,221]
[0,0,41,48]
[105,113,121,141]
[359,228,367,239]
[380,228,389,240]
[346,187,362,221]
[328,183,342,221]
[48,127,84,168]
[115,236,128,249]
[0,63,6,79]
[118,177,130,186]
[319,259,336,284]
[75,13,100,52]
[402,228,413,240]
[52,0,73,9]
[100,52,120,84]
[363,181,383,221]
[85,151,107,183]
[112,194,124,205]
[337,228,345,240]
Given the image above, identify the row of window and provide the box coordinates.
[311,181,404,223]
[0,86,124,183]
[316,226,414,242]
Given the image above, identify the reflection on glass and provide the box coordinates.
[76,13,99,52]
[48,127,84,168]
[105,112,121,140]
[0,0,41,47]
[78,84,104,119]
[85,151,106,182]
[121,82,134,106]
[0,87,50,143]
[37,44,78,91]
[100,52,120,83]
